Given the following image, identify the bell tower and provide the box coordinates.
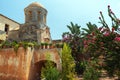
[24,2,47,27]
[18,2,51,43]
[7,2,52,43]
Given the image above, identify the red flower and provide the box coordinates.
[87,35,91,38]
[92,32,95,36]
[84,44,88,48]
[100,42,104,46]
[99,27,103,31]
[83,40,87,45]
[104,32,110,36]
[114,37,120,42]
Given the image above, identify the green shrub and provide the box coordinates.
[41,61,60,80]
[83,61,100,80]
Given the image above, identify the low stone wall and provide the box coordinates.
[0,47,61,80]
[0,47,33,80]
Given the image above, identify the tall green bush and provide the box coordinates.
[61,43,77,80]
[62,22,85,75]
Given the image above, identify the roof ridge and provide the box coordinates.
[0,14,20,25]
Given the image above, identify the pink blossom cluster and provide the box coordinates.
[83,26,120,49]
[104,32,110,36]
[114,37,120,42]
[83,34,96,48]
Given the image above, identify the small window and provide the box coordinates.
[38,11,40,14]
[38,11,41,21]
[29,11,32,14]
[44,14,46,23]
[29,11,32,20]
[5,24,9,34]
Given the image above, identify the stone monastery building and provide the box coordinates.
[0,2,51,44]
[0,2,61,80]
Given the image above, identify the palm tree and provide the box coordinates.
[82,22,98,36]
[67,22,81,37]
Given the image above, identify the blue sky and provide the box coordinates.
[0,0,120,39]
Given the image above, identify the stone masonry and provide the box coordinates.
[8,2,51,43]
[0,47,61,80]
[0,2,62,80]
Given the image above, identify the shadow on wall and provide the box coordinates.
[28,60,56,80]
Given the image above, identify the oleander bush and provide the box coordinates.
[62,5,120,79]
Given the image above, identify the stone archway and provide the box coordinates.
[28,60,56,80]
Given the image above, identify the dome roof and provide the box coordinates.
[26,2,45,9]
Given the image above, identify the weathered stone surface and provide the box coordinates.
[0,14,20,41]
[0,47,30,80]
[7,2,51,43]
[8,30,19,41]
[0,47,61,80]
[0,30,6,40]
[28,48,61,80]
[19,24,38,42]
[0,14,20,31]
[0,3,58,80]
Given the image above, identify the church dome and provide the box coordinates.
[25,2,45,9]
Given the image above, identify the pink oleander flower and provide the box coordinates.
[83,40,87,45]
[87,35,91,38]
[84,44,88,48]
[104,32,110,36]
[91,40,95,43]
[114,37,120,42]
[100,42,104,45]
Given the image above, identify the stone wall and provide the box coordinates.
[33,48,61,70]
[0,14,20,31]
[0,47,61,80]
[0,31,6,40]
[0,14,20,41]
[8,30,19,41]
[0,47,33,80]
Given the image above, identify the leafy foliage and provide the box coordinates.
[83,5,120,79]
[82,22,98,36]
[61,43,77,80]
[83,61,100,80]
[67,22,81,37]
[62,5,120,79]
[62,22,84,61]
[41,61,60,80]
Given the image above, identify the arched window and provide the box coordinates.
[37,11,41,21]
[38,11,40,14]
[29,11,32,20]
[4,24,9,34]
[44,14,46,23]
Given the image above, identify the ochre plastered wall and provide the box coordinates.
[0,15,20,31]
[0,47,61,80]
